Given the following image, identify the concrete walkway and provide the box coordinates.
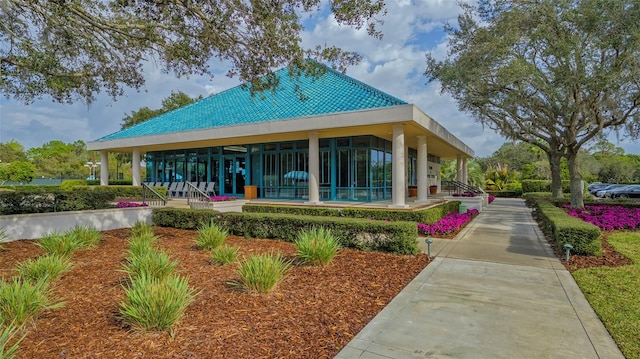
[336,198,624,359]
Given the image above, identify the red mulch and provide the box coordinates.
[557,231,633,272]
[0,228,429,359]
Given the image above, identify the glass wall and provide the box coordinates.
[145,135,431,201]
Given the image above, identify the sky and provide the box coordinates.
[1,0,639,158]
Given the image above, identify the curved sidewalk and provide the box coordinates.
[336,198,624,359]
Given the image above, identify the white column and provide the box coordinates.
[416,136,428,202]
[305,131,322,204]
[390,124,408,208]
[100,151,109,186]
[462,157,468,185]
[132,148,141,186]
[456,154,463,183]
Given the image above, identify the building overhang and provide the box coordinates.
[87,104,474,159]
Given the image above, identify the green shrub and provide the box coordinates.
[123,248,178,281]
[294,227,341,266]
[232,252,291,294]
[152,208,419,255]
[15,255,73,284]
[65,224,102,249]
[35,231,80,259]
[130,221,154,238]
[211,245,240,266]
[195,221,228,250]
[0,278,64,327]
[127,233,161,259]
[532,199,602,256]
[119,274,198,332]
[241,201,460,224]
[60,180,88,191]
[0,323,24,359]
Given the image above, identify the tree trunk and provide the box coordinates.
[547,151,563,198]
[567,149,584,209]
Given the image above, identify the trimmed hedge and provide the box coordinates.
[522,180,569,193]
[152,208,419,255]
[529,197,602,256]
[0,185,166,215]
[241,201,460,224]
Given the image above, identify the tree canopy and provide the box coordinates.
[1,0,385,104]
[121,91,200,129]
[425,0,640,208]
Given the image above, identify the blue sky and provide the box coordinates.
[1,0,639,157]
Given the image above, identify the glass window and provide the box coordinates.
[337,138,350,147]
[280,142,293,150]
[352,136,370,147]
[264,143,277,152]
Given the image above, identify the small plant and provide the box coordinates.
[196,221,228,250]
[15,255,73,284]
[130,221,154,238]
[123,248,178,281]
[66,224,101,249]
[0,278,64,327]
[0,323,24,359]
[126,232,161,259]
[294,227,341,266]
[34,231,80,259]
[119,274,198,332]
[211,245,240,266]
[116,202,149,208]
[232,252,291,294]
[0,227,7,251]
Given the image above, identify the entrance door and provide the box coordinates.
[223,156,246,195]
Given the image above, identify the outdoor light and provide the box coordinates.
[425,238,433,257]
[84,161,101,180]
[563,243,573,262]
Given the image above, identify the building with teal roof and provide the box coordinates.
[87,63,474,207]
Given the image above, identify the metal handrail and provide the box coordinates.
[442,180,485,196]
[185,181,212,210]
[142,183,167,207]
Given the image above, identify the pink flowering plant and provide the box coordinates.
[210,196,237,202]
[563,205,640,231]
[417,209,479,236]
[116,202,149,208]
[488,195,496,204]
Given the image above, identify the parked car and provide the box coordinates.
[595,184,627,198]
[588,182,610,194]
[609,185,640,199]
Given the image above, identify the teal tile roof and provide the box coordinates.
[98,64,407,141]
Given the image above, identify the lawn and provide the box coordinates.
[572,232,640,359]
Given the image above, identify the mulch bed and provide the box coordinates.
[557,231,633,272]
[0,228,429,359]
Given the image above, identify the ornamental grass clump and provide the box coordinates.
[119,274,198,332]
[15,255,73,284]
[0,323,24,359]
[65,224,101,249]
[196,221,228,250]
[0,227,7,250]
[126,232,161,258]
[294,227,341,266]
[0,278,63,327]
[122,248,178,282]
[211,245,240,266]
[34,231,80,259]
[417,209,479,236]
[130,221,154,238]
[232,253,291,294]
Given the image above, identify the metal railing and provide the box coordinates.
[142,183,167,207]
[442,180,485,196]
[185,181,213,210]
